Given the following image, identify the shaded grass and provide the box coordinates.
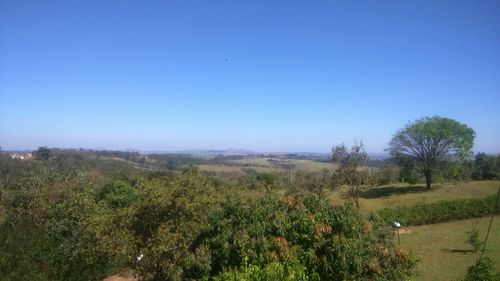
[402,215,500,281]
[360,184,429,199]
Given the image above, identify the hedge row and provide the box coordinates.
[375,195,500,226]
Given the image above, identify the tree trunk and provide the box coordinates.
[353,187,360,209]
[424,169,432,190]
[348,186,360,209]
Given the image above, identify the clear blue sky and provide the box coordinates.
[1,0,499,153]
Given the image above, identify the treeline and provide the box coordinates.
[5,147,499,190]
[388,152,500,186]
[471,153,500,180]
[0,151,143,188]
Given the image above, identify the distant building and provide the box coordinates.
[10,153,32,160]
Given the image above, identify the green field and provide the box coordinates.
[325,181,500,214]
[402,215,500,281]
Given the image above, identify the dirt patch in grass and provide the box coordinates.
[395,228,412,234]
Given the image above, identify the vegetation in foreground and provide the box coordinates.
[0,156,416,280]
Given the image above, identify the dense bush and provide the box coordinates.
[202,194,416,281]
[463,258,500,281]
[213,260,312,281]
[472,153,500,180]
[45,186,135,281]
[375,195,500,226]
[131,173,222,281]
[97,180,138,208]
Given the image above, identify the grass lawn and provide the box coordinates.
[402,215,500,281]
[325,181,500,214]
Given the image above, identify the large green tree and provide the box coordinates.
[33,146,52,161]
[389,116,475,189]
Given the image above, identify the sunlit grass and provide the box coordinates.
[325,180,500,214]
[323,180,500,280]
[402,215,500,281]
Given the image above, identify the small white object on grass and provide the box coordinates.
[137,254,144,262]
[393,221,401,228]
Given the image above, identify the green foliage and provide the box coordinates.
[292,169,331,196]
[256,173,279,190]
[464,258,500,281]
[446,160,474,182]
[45,187,135,281]
[466,227,482,252]
[332,143,368,187]
[389,116,475,189]
[33,146,53,161]
[401,170,418,185]
[203,194,416,280]
[369,165,400,186]
[0,154,143,281]
[182,162,200,174]
[0,150,143,190]
[98,180,138,208]
[376,195,500,226]
[0,176,53,281]
[132,173,221,281]
[472,153,500,180]
[332,142,368,209]
[213,260,313,281]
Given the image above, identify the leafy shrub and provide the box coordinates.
[464,257,500,281]
[466,227,482,252]
[203,194,416,280]
[376,195,500,226]
[472,153,500,180]
[97,180,138,208]
[213,260,313,281]
[45,187,135,281]
[131,173,221,281]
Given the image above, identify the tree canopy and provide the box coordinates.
[33,146,52,161]
[331,142,368,209]
[389,116,475,189]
